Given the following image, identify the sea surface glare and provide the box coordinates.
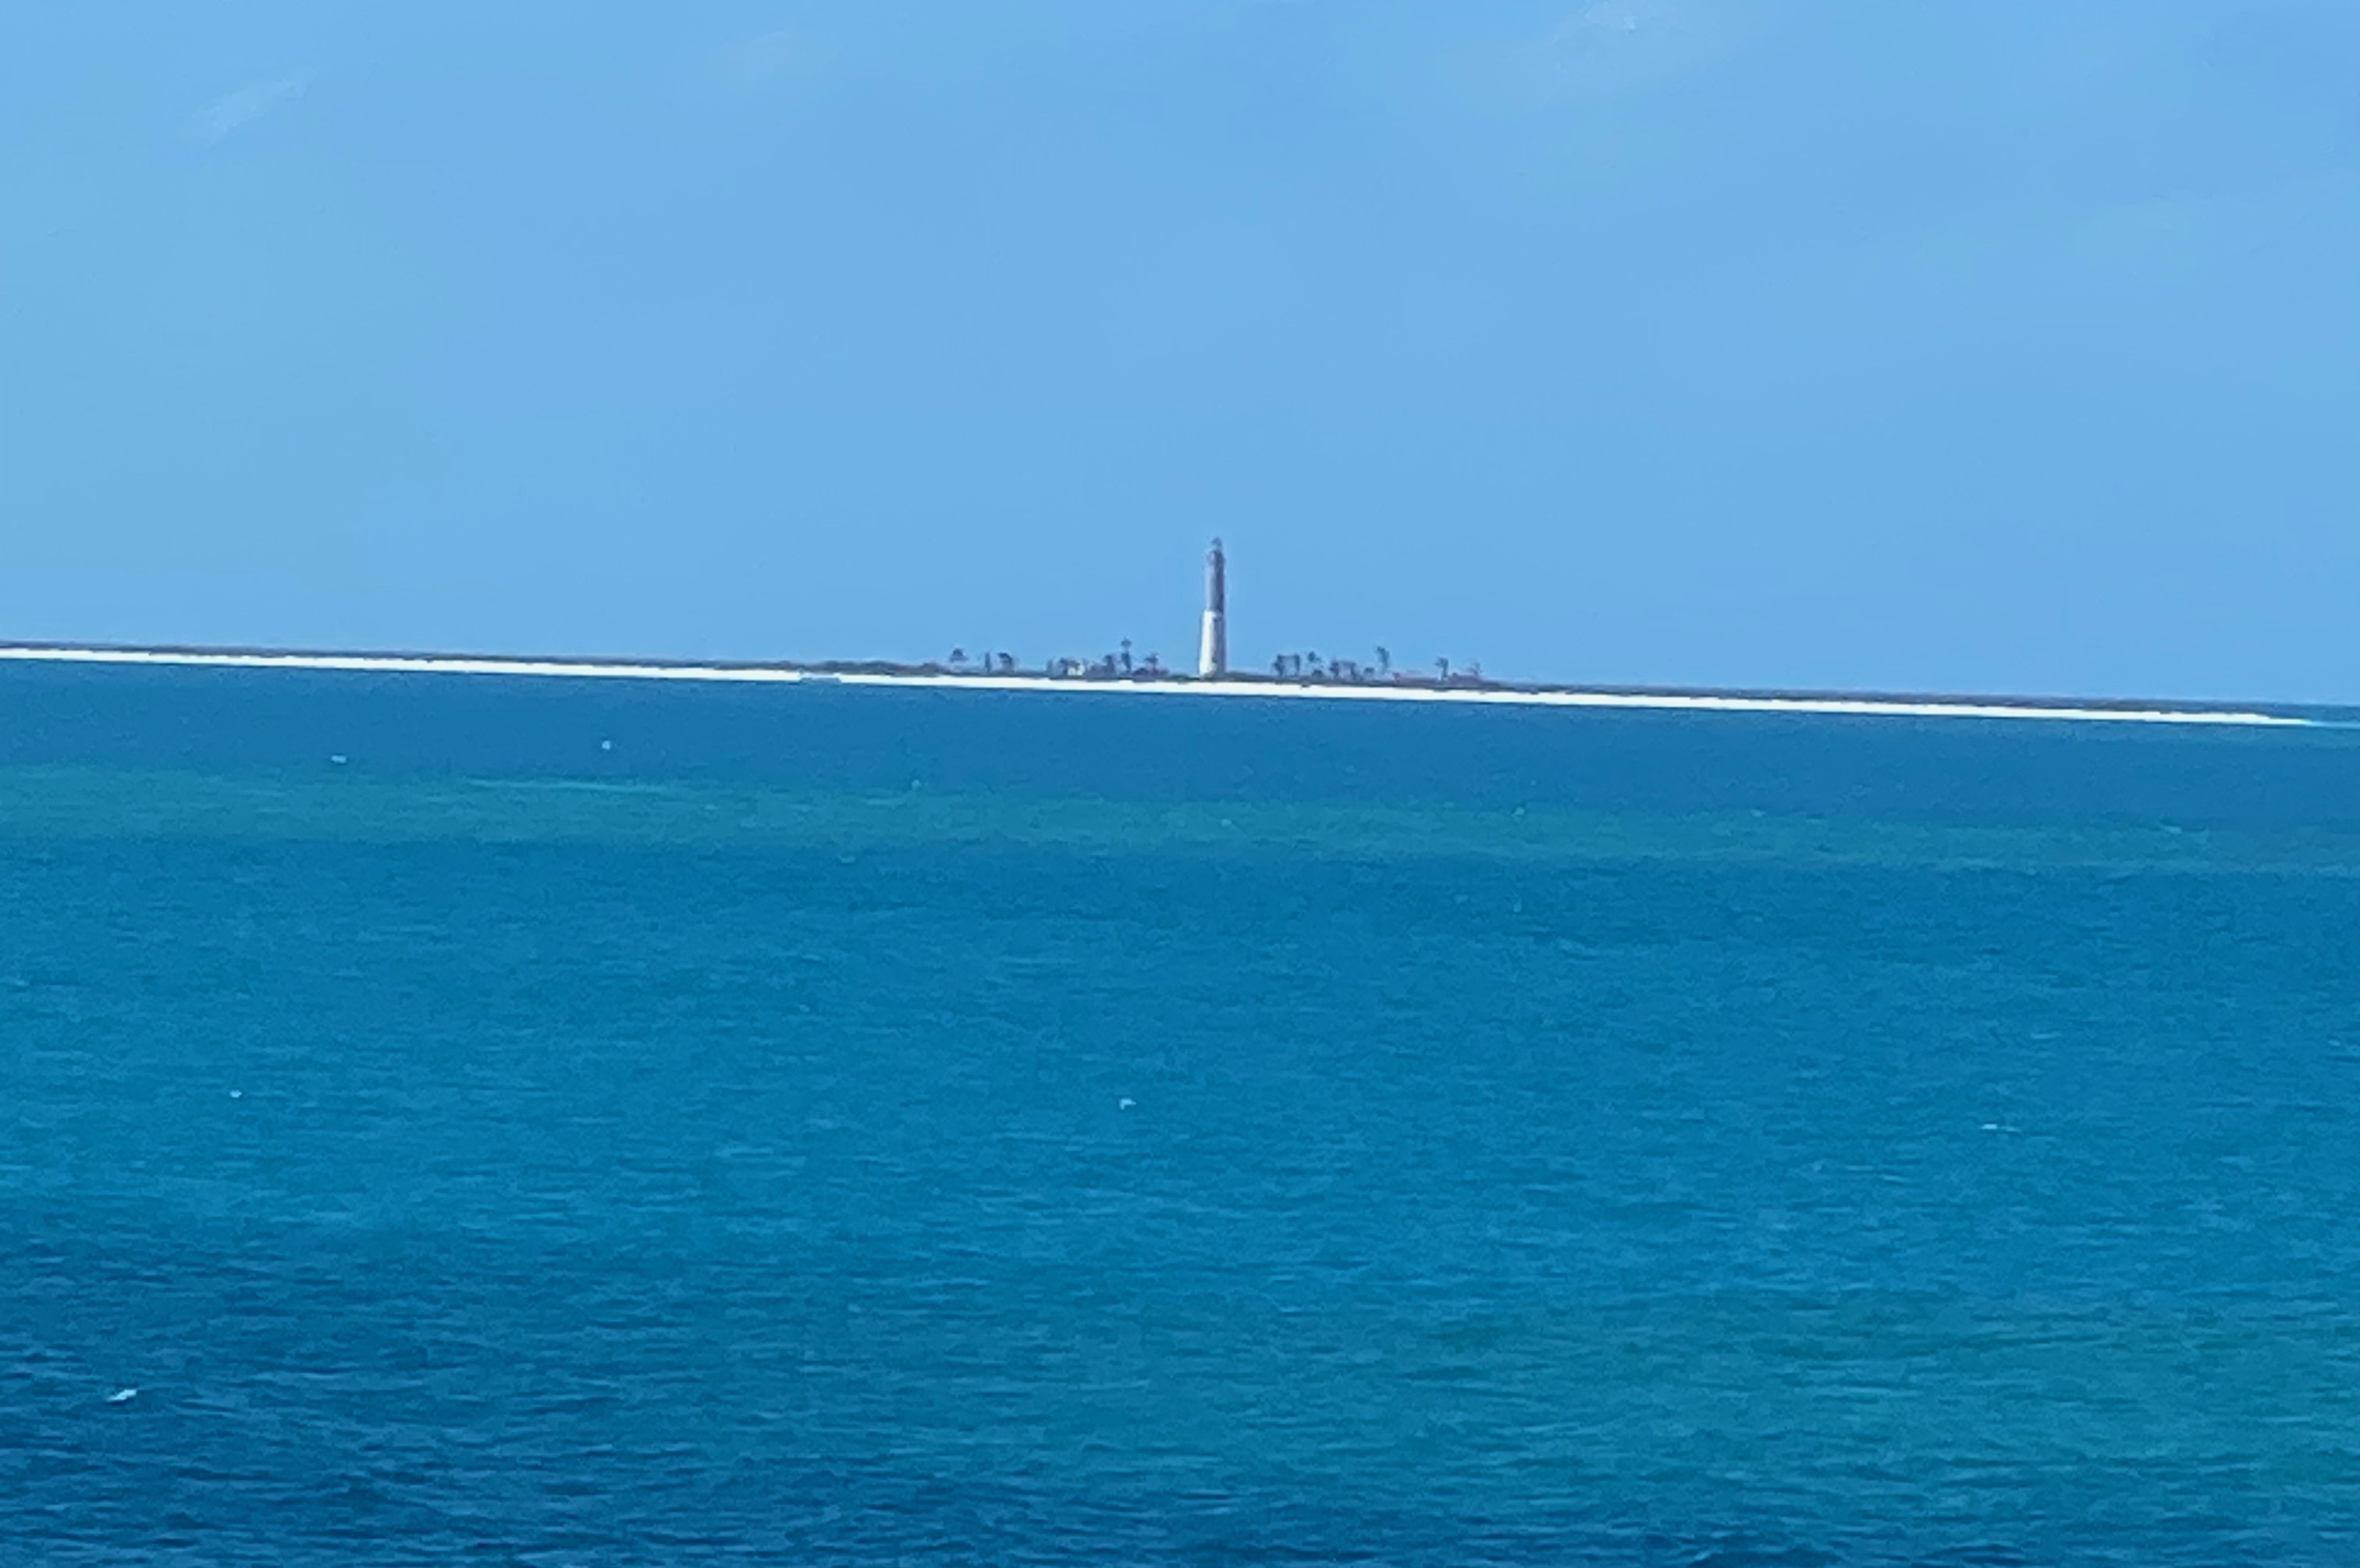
[3,664,2358,1566]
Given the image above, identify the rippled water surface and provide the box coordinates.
[5,664,2359,1564]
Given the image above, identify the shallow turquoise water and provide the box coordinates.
[4,665,2359,1563]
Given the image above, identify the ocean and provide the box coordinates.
[3,661,2358,1565]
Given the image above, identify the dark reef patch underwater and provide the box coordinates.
[3,663,2358,1564]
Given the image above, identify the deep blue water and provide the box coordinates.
[5,663,2360,1565]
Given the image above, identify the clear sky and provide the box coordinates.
[4,2,2356,701]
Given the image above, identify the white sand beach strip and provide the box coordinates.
[0,644,2305,727]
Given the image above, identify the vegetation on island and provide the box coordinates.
[931,644,1492,688]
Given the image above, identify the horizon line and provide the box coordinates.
[0,640,2312,728]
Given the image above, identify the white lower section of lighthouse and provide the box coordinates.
[1198,610,1227,678]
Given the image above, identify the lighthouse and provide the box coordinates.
[1198,539,1228,677]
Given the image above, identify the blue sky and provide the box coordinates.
[4,2,2357,700]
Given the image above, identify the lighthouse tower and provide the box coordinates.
[1197,539,1228,677]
